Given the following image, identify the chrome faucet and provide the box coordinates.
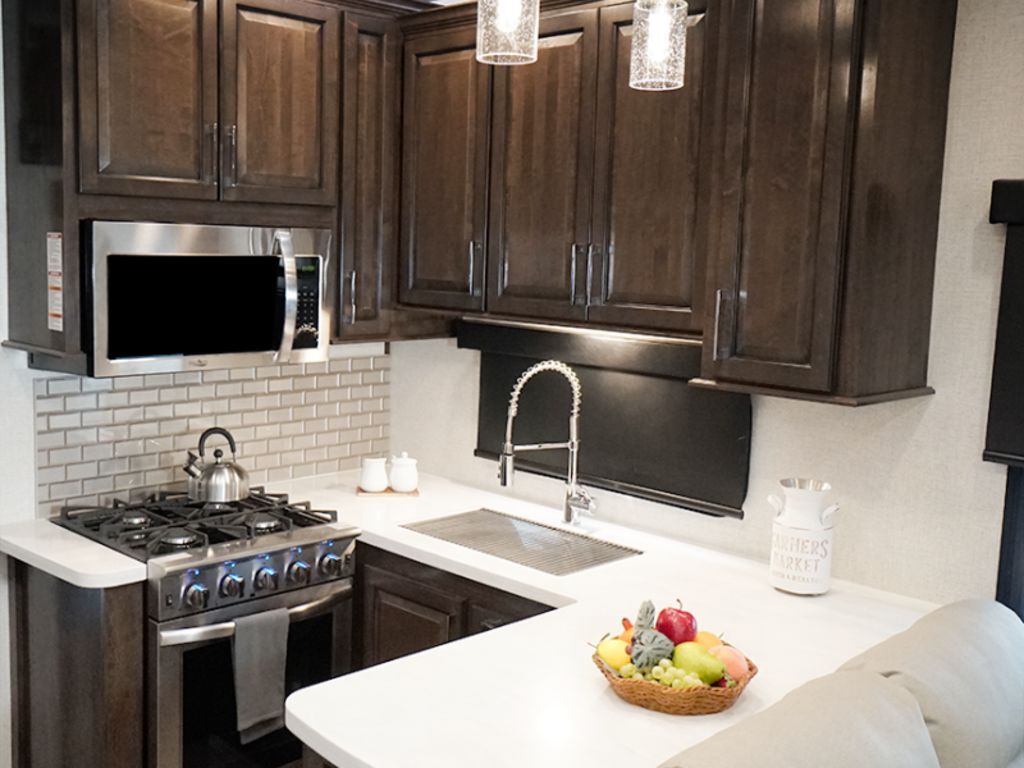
[497,360,595,525]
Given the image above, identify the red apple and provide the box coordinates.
[655,600,697,645]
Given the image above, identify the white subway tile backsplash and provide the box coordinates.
[34,354,391,514]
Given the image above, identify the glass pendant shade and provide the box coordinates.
[629,0,688,91]
[477,0,540,65]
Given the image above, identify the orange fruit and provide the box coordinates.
[694,630,721,650]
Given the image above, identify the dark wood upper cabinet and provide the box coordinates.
[77,0,219,199]
[220,0,340,206]
[587,2,714,333]
[399,27,491,311]
[697,0,957,403]
[337,13,397,336]
[486,10,598,322]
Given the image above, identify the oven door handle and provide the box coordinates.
[158,583,352,648]
[274,229,298,363]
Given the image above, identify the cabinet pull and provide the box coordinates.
[712,289,724,361]
[204,122,218,185]
[467,241,476,295]
[226,125,238,187]
[569,244,579,304]
[585,244,596,307]
[347,270,358,325]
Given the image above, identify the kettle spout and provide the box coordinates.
[182,451,201,479]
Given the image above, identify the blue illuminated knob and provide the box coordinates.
[183,583,209,610]
[219,573,244,598]
[318,552,343,578]
[254,567,279,591]
[287,560,312,585]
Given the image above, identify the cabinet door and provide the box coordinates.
[77,0,219,199]
[399,29,490,311]
[220,0,340,205]
[360,563,466,667]
[486,11,598,322]
[587,3,714,333]
[337,14,398,337]
[702,0,856,392]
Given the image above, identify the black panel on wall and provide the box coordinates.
[459,320,751,518]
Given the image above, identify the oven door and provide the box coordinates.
[90,221,331,377]
[147,580,352,768]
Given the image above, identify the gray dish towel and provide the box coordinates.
[232,608,291,745]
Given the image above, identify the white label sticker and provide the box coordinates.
[46,232,63,332]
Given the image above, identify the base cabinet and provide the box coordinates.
[355,544,552,668]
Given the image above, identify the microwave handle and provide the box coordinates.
[157,583,353,648]
[274,229,297,363]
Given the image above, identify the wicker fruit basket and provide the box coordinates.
[592,653,758,715]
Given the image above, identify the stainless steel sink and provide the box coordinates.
[402,509,641,576]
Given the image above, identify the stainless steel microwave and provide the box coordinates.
[88,221,331,377]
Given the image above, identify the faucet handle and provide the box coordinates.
[566,485,596,523]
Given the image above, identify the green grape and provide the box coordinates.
[651,666,664,679]
[671,679,685,689]
[619,663,636,678]
[659,659,673,669]
[631,672,645,680]
[659,676,672,686]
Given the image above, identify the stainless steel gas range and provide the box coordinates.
[54,490,359,768]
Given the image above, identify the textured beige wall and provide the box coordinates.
[392,0,1024,604]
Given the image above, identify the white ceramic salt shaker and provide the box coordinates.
[389,452,419,493]
[359,457,389,493]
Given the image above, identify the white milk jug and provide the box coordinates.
[768,478,838,595]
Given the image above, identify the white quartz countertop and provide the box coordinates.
[0,470,938,764]
[277,471,938,768]
[0,517,146,588]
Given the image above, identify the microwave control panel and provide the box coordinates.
[294,256,322,349]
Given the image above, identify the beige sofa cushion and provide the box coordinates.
[840,599,1024,768]
[659,670,940,768]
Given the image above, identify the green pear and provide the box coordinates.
[672,641,726,684]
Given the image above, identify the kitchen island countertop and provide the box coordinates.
[278,471,937,768]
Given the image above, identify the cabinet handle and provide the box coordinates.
[226,124,238,187]
[347,270,358,325]
[585,244,596,307]
[204,122,218,185]
[712,289,724,362]
[467,241,483,297]
[570,244,579,304]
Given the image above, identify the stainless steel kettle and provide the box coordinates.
[182,427,250,503]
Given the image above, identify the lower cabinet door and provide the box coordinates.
[360,563,466,667]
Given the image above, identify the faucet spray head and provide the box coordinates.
[498,444,515,487]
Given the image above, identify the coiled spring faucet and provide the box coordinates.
[497,360,595,524]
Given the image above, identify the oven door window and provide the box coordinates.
[181,613,332,768]
[106,255,285,359]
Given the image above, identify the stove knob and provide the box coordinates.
[254,567,279,591]
[183,583,209,610]
[287,560,312,585]
[318,552,343,578]
[219,573,245,598]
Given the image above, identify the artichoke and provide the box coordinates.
[630,627,674,669]
[635,599,656,631]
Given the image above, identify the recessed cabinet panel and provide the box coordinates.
[221,0,339,205]
[704,0,855,391]
[486,11,597,321]
[400,30,490,310]
[77,0,218,199]
[588,3,711,332]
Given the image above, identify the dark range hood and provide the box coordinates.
[986,179,1024,618]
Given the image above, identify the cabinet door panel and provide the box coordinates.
[77,0,218,199]
[703,0,855,391]
[360,563,465,667]
[221,0,339,205]
[338,15,397,337]
[399,30,490,311]
[588,3,713,333]
[486,11,598,321]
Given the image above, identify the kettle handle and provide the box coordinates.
[199,427,237,458]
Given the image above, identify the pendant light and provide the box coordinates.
[477,0,540,65]
[629,0,688,91]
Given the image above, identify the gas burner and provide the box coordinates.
[251,513,285,535]
[148,526,207,555]
[120,511,150,528]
